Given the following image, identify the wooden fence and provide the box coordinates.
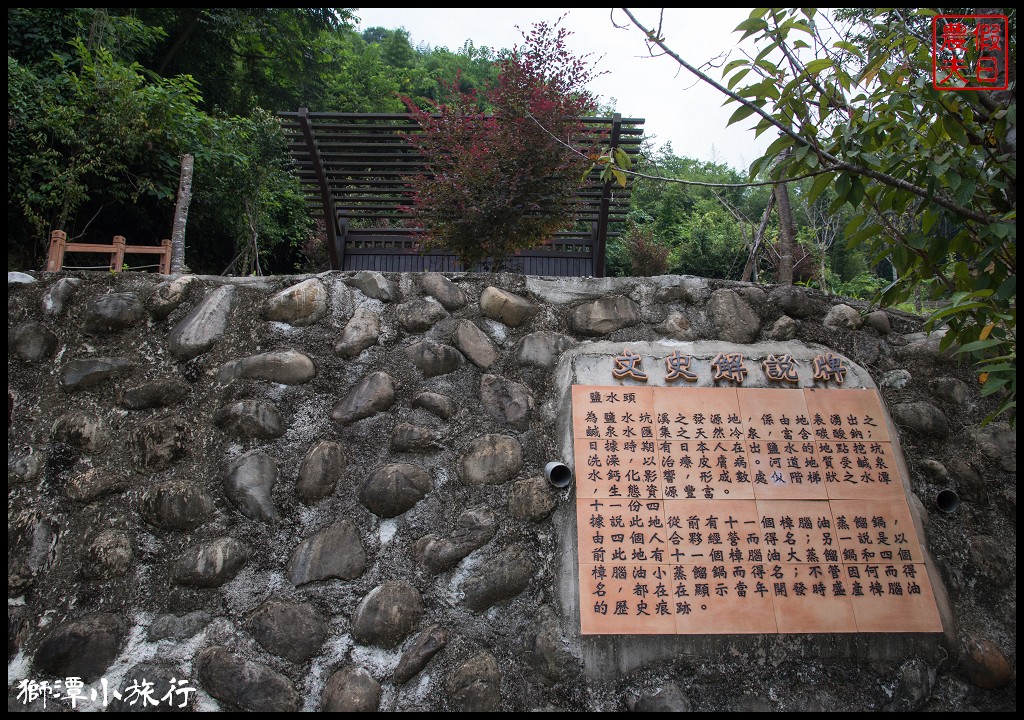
[46,231,171,274]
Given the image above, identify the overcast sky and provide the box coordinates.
[354,7,774,173]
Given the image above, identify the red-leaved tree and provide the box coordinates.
[402,21,599,271]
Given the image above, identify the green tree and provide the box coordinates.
[613,144,769,279]
[130,8,354,114]
[622,8,1016,423]
[7,9,310,273]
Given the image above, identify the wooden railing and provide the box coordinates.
[46,231,172,274]
[278,110,644,276]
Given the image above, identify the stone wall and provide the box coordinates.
[7,270,1016,711]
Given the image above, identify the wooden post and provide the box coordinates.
[46,230,67,272]
[298,107,342,270]
[160,239,172,274]
[170,153,194,274]
[111,235,126,271]
[592,114,622,278]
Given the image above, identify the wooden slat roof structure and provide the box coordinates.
[278,109,644,276]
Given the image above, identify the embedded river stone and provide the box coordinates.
[287,518,366,586]
[480,374,534,430]
[479,286,535,327]
[64,467,125,503]
[397,296,448,332]
[405,341,465,377]
[634,684,693,712]
[653,278,710,304]
[421,272,467,310]
[84,292,144,334]
[224,450,278,522]
[80,529,133,580]
[10,321,58,362]
[173,537,250,587]
[508,477,557,521]
[881,369,912,389]
[973,422,1015,472]
[215,399,285,439]
[297,440,346,503]
[968,535,1013,588]
[412,391,456,419]
[960,636,1014,689]
[8,447,43,484]
[351,580,424,649]
[454,319,499,368]
[346,271,396,301]
[332,371,396,424]
[446,651,501,712]
[250,599,329,663]
[707,289,760,343]
[892,401,950,439]
[865,309,892,334]
[358,463,431,518]
[459,434,523,485]
[142,481,216,531]
[323,667,382,712]
[120,378,190,410]
[768,284,817,319]
[735,285,767,310]
[335,307,381,358]
[393,625,448,685]
[660,310,693,340]
[931,377,974,407]
[33,613,129,682]
[530,606,578,685]
[461,544,534,612]
[262,277,327,326]
[824,302,864,330]
[391,423,443,451]
[41,276,81,316]
[131,416,190,470]
[148,275,198,319]
[167,285,235,360]
[851,333,881,365]
[51,411,109,453]
[196,646,301,712]
[570,295,640,335]
[416,507,496,573]
[768,315,797,341]
[516,331,577,369]
[217,349,316,385]
[147,611,212,641]
[60,357,134,391]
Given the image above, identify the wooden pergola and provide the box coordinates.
[278,109,644,276]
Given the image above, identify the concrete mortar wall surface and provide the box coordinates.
[7,270,1016,711]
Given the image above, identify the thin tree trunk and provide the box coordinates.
[774,179,796,285]
[742,193,776,282]
[170,154,194,274]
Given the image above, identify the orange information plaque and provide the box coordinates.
[572,385,942,635]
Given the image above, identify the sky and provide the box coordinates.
[354,8,774,173]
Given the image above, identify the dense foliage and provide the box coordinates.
[6,8,501,274]
[620,8,1016,423]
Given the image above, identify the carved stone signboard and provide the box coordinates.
[572,384,943,635]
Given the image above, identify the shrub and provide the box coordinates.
[622,220,670,277]
[402,20,598,271]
